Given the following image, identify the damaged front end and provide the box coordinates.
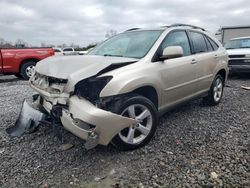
[7,71,136,149]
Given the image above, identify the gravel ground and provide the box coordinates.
[0,75,249,188]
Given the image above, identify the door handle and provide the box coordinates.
[214,54,218,59]
[191,59,197,64]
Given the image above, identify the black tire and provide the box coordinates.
[110,94,158,151]
[14,73,23,79]
[204,74,224,106]
[20,61,36,80]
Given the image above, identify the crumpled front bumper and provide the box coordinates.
[61,96,137,146]
[8,94,137,149]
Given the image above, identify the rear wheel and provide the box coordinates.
[111,94,158,151]
[20,61,36,80]
[204,74,224,106]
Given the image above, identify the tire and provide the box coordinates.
[204,74,224,106]
[14,73,23,79]
[110,94,158,151]
[20,61,36,80]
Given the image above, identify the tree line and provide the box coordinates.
[0,38,97,51]
[0,29,117,50]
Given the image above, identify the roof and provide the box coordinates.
[126,24,206,32]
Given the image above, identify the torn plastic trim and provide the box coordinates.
[6,100,46,137]
[60,96,137,146]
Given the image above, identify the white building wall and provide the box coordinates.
[222,27,250,44]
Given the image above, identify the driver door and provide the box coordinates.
[156,30,198,107]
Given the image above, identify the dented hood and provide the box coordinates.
[35,55,138,80]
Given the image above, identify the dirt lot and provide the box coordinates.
[0,75,249,188]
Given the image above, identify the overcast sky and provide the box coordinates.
[0,0,249,46]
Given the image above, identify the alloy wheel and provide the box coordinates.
[213,77,223,102]
[119,104,153,145]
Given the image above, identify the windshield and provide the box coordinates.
[89,30,163,58]
[225,38,250,49]
[63,48,73,51]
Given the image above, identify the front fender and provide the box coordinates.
[100,75,162,100]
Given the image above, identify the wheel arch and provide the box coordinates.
[216,69,227,83]
[19,58,40,72]
[100,75,162,107]
[132,86,159,109]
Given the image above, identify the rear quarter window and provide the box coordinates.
[203,35,214,52]
[207,37,219,51]
[189,31,208,53]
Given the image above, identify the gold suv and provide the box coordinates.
[9,24,228,151]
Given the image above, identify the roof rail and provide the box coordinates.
[169,23,206,31]
[126,28,140,31]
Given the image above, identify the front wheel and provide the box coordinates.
[204,74,224,106]
[110,94,158,151]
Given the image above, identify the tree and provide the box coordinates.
[0,38,4,47]
[62,43,67,48]
[105,29,117,38]
[85,43,96,50]
[41,42,46,47]
[0,38,14,48]
[15,39,26,48]
[70,43,80,49]
[3,42,13,48]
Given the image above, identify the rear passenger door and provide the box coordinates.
[188,31,217,93]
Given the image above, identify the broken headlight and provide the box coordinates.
[74,76,113,102]
[31,72,67,94]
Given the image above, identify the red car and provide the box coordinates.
[0,48,54,79]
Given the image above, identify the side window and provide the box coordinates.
[241,39,250,48]
[189,31,208,53]
[203,35,213,52]
[159,31,191,56]
[208,37,219,51]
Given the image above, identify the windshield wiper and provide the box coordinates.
[103,54,124,57]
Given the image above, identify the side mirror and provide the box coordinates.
[161,46,184,60]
